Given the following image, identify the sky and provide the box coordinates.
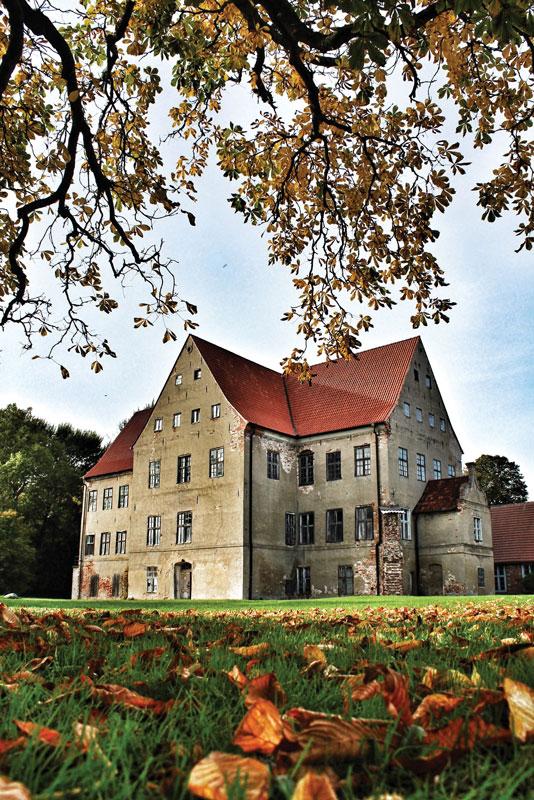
[1,74,533,497]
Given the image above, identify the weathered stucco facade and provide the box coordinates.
[74,335,494,600]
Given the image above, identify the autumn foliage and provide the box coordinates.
[0,600,532,798]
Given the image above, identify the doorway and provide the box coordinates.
[428,563,443,595]
[174,562,192,599]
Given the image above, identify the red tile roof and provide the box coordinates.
[414,477,468,514]
[491,502,534,563]
[194,335,419,437]
[84,408,152,479]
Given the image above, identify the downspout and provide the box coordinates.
[76,483,87,599]
[413,513,421,595]
[248,425,254,600]
[373,424,382,595]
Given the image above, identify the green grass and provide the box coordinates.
[3,594,531,612]
[0,601,532,799]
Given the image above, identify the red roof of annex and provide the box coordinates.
[491,502,534,563]
[85,335,420,479]
[413,476,469,514]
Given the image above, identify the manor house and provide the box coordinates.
[72,335,494,599]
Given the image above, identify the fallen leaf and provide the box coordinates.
[412,694,463,728]
[123,622,147,638]
[14,721,61,748]
[503,677,534,742]
[130,647,166,667]
[303,646,327,665]
[292,771,337,800]
[229,643,270,659]
[424,717,511,752]
[0,738,26,756]
[0,775,32,799]
[245,673,287,708]
[233,700,284,755]
[92,683,174,714]
[285,708,391,763]
[386,640,422,653]
[226,665,248,691]
[188,751,270,800]
[0,605,20,630]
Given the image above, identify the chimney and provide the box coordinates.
[466,462,477,487]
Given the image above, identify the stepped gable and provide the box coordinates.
[491,502,534,563]
[195,335,419,437]
[84,407,152,479]
[414,476,469,514]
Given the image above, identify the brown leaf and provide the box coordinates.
[227,665,248,691]
[0,605,20,630]
[291,771,337,800]
[0,737,26,756]
[123,622,147,638]
[92,683,174,714]
[0,775,32,799]
[412,694,463,729]
[229,643,270,659]
[188,752,270,800]
[72,721,100,753]
[386,640,422,653]
[245,673,287,708]
[503,677,534,742]
[424,717,511,753]
[14,721,62,748]
[285,709,391,764]
[130,647,166,667]
[303,646,327,665]
[233,700,284,755]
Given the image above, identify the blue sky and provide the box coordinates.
[0,86,532,497]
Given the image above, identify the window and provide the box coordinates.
[175,373,182,385]
[416,453,426,481]
[400,509,411,540]
[338,565,354,596]
[416,407,423,423]
[148,460,161,489]
[99,532,111,556]
[177,454,191,484]
[428,413,435,428]
[285,513,296,546]
[146,566,158,593]
[398,447,408,478]
[433,459,442,479]
[326,509,343,543]
[102,487,113,510]
[177,511,192,544]
[112,574,120,598]
[298,451,314,486]
[88,490,97,512]
[191,408,200,424]
[84,534,95,556]
[296,566,311,597]
[355,506,374,541]
[448,464,456,477]
[425,374,432,388]
[298,512,314,545]
[173,412,182,428]
[495,565,507,593]
[209,447,224,478]
[154,417,163,432]
[477,567,485,587]
[115,530,127,554]
[521,563,533,579]
[413,368,419,382]
[326,451,342,481]
[267,450,280,480]
[89,575,99,597]
[118,484,129,509]
[403,401,411,417]
[440,417,446,432]
[354,445,371,477]
[473,516,482,542]
[211,403,221,419]
[194,368,202,380]
[147,515,161,547]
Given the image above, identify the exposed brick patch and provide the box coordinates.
[443,573,466,595]
[379,511,404,595]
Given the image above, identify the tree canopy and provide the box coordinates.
[0,0,532,376]
[0,404,103,596]
[474,453,529,506]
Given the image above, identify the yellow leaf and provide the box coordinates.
[188,752,270,800]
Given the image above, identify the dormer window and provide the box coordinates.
[194,368,202,380]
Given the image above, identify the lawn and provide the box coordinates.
[0,600,532,800]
